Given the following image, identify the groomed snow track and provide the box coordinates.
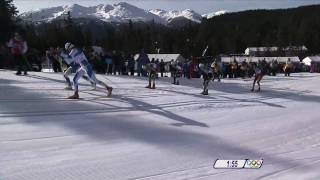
[0,70,320,180]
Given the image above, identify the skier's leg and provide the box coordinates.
[69,68,85,99]
[82,75,96,89]
[63,67,73,89]
[85,65,104,88]
[251,76,257,91]
[15,55,22,75]
[204,80,208,92]
[151,73,156,89]
[87,66,113,96]
[176,74,180,85]
[20,55,28,75]
[201,78,206,94]
[201,75,209,95]
[148,73,152,87]
[257,75,262,92]
[212,73,217,82]
[145,72,151,88]
[203,79,209,95]
[73,69,85,92]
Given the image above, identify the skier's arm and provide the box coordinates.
[59,52,73,65]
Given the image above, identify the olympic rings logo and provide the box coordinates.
[246,159,263,168]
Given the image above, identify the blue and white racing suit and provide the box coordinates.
[60,52,80,87]
[62,48,106,92]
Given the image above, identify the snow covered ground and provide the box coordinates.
[0,69,320,180]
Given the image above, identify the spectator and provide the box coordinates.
[240,59,248,78]
[230,60,238,78]
[136,49,150,76]
[119,52,126,75]
[183,61,189,78]
[270,59,278,76]
[104,52,113,75]
[7,32,28,75]
[47,47,61,73]
[127,54,135,76]
[160,59,165,77]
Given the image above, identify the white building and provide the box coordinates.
[134,54,185,63]
[221,56,300,63]
[245,47,279,56]
[302,56,320,66]
[302,56,320,73]
[245,46,308,56]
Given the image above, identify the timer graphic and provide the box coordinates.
[213,159,263,169]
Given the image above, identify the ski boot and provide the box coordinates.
[200,90,208,95]
[91,83,97,90]
[106,86,113,97]
[202,90,209,95]
[151,83,156,89]
[68,92,79,99]
[65,86,73,90]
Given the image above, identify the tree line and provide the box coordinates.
[1,1,320,58]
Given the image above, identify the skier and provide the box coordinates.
[60,42,113,99]
[145,59,158,89]
[199,63,213,95]
[57,47,91,90]
[251,61,264,92]
[7,32,29,75]
[270,59,278,76]
[170,60,182,85]
[230,59,238,78]
[283,58,293,76]
[211,61,221,82]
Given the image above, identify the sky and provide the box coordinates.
[13,0,320,14]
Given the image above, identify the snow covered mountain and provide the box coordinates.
[22,2,164,24]
[202,10,228,19]
[21,2,213,25]
[149,9,202,23]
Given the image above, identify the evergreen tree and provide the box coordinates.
[0,0,17,43]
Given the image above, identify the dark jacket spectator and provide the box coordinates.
[136,50,150,76]
[160,59,165,77]
[7,32,28,75]
[46,47,61,72]
[128,54,135,76]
